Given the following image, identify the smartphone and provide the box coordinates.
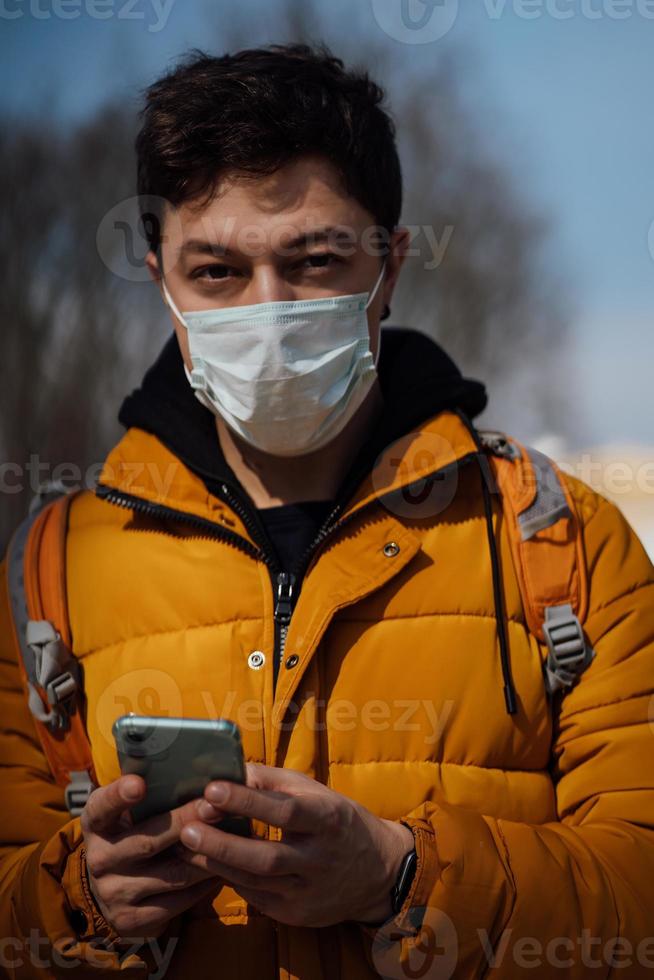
[112,713,251,835]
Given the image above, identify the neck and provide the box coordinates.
[215,379,384,508]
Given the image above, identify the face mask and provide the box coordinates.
[161,264,386,457]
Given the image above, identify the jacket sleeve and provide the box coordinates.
[362,486,654,979]
[0,552,162,977]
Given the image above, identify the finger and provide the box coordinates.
[203,780,321,835]
[112,876,221,938]
[196,800,226,823]
[82,776,146,836]
[181,850,301,895]
[180,821,301,878]
[138,876,221,919]
[99,856,218,905]
[245,762,319,794]
[95,796,219,871]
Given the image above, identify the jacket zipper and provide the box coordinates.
[214,483,300,681]
[274,571,296,665]
[96,450,479,689]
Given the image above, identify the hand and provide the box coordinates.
[178,763,416,928]
[81,775,223,939]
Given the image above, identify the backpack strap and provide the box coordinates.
[5,486,97,816]
[478,431,596,695]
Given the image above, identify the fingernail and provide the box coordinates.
[207,783,228,804]
[181,825,201,850]
[197,800,219,821]
[122,779,142,800]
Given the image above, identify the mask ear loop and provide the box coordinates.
[365,261,387,370]
[160,278,203,392]
[365,261,387,312]
[161,276,189,331]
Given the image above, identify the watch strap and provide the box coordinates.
[390,843,418,915]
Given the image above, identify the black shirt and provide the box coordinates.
[258,499,334,579]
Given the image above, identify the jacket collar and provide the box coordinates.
[97,327,488,532]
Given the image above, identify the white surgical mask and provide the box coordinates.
[161,264,386,457]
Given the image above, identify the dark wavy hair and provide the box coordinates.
[135,43,402,255]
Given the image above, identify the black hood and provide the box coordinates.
[118,326,488,508]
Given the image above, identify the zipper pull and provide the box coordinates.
[274,571,296,624]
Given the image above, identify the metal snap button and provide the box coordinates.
[383,541,400,557]
[285,654,299,669]
[247,651,265,670]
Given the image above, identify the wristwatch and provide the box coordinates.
[390,842,418,916]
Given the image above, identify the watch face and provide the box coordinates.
[392,847,418,914]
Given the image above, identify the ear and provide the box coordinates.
[146,249,162,289]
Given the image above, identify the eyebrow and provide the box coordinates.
[177,226,356,259]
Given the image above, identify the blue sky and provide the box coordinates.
[1,0,652,446]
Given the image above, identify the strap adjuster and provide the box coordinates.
[46,671,77,706]
[65,771,95,817]
[542,604,595,694]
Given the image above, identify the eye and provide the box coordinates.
[303,252,341,270]
[192,264,238,281]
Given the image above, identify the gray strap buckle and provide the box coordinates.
[478,430,521,461]
[65,770,95,817]
[46,671,77,706]
[25,619,79,731]
[542,604,595,694]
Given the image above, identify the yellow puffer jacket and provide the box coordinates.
[1,332,654,979]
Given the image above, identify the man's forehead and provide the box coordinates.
[162,158,367,249]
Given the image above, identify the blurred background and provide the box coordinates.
[1,0,652,554]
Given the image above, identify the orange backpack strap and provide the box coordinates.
[478,431,595,695]
[6,486,97,816]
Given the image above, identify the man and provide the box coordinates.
[1,43,653,980]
